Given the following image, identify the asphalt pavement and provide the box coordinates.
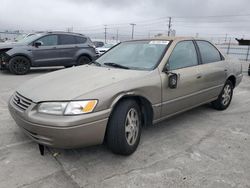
[0,64,249,188]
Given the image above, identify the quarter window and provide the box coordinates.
[37,35,58,46]
[75,36,87,44]
[196,41,222,64]
[168,41,198,70]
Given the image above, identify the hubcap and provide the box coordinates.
[222,84,232,106]
[13,58,28,73]
[125,108,139,146]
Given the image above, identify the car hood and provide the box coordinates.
[16,65,148,102]
[0,42,24,50]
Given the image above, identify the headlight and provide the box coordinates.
[38,100,98,115]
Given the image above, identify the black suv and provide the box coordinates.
[0,32,97,74]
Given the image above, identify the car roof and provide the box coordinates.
[37,31,86,37]
[125,36,207,42]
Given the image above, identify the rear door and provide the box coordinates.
[31,35,59,66]
[56,34,79,66]
[195,40,227,100]
[160,40,204,117]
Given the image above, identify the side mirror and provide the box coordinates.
[168,73,178,89]
[34,41,43,48]
[163,63,170,73]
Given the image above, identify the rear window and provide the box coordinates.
[196,41,222,64]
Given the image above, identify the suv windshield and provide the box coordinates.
[17,34,43,44]
[97,40,169,70]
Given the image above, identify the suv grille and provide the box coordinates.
[12,92,32,111]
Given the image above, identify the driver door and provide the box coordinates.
[160,40,204,117]
[31,34,59,66]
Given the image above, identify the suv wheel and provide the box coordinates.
[9,56,30,75]
[77,56,91,66]
[106,99,142,155]
[211,80,233,110]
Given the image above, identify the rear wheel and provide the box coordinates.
[106,99,142,155]
[77,56,91,66]
[9,56,30,75]
[211,80,233,110]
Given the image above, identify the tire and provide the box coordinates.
[106,99,142,155]
[9,56,30,75]
[211,80,233,110]
[64,65,73,68]
[77,56,91,66]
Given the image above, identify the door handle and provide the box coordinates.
[224,69,228,72]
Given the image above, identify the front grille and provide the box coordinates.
[12,92,32,111]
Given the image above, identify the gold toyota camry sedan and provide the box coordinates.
[8,37,243,155]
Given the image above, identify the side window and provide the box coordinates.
[75,36,87,44]
[196,41,222,64]
[37,35,58,46]
[59,35,76,45]
[168,41,198,70]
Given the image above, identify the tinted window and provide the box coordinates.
[75,36,87,44]
[168,41,198,70]
[197,41,222,64]
[59,35,76,45]
[37,35,58,46]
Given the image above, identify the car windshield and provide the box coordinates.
[96,40,169,70]
[17,34,43,44]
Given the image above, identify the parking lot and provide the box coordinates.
[0,64,250,188]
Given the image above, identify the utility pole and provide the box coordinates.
[130,23,136,39]
[167,17,172,36]
[116,29,119,42]
[104,25,107,44]
[225,34,228,43]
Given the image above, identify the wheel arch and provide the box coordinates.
[227,75,236,88]
[9,54,32,65]
[110,94,154,128]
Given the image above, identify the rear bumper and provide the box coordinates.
[8,96,110,149]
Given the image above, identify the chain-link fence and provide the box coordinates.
[217,44,250,61]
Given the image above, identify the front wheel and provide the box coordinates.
[9,56,30,75]
[106,99,142,155]
[77,56,91,66]
[211,80,233,110]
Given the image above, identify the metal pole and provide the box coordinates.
[130,23,136,39]
[168,17,172,36]
[225,34,228,43]
[116,29,119,43]
[246,45,250,61]
[227,37,231,55]
[104,25,107,43]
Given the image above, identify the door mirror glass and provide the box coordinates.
[34,41,43,47]
[168,73,178,89]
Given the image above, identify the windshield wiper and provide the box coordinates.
[89,61,102,66]
[104,62,130,69]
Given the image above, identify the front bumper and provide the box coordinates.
[0,53,10,70]
[8,95,110,149]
